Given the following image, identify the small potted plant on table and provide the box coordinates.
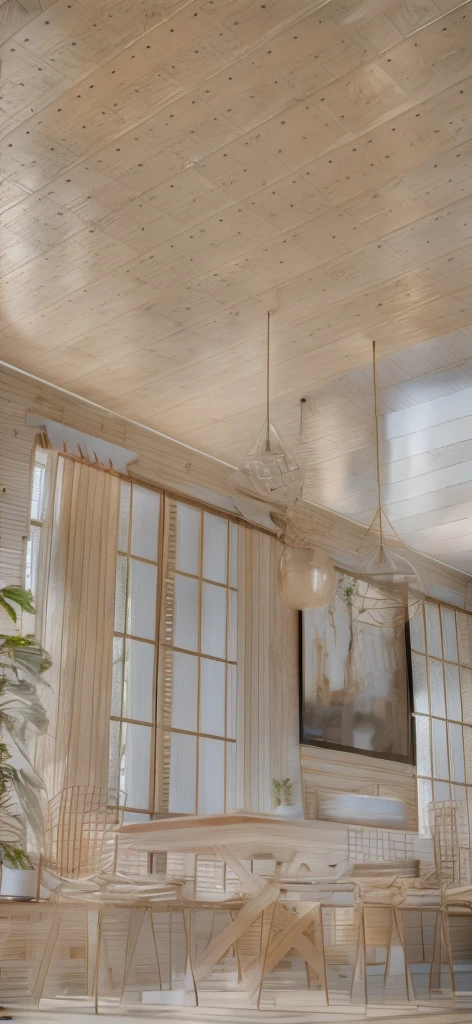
[272,777,304,819]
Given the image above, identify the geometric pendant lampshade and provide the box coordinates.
[355,508,425,628]
[229,312,305,512]
[229,311,336,611]
[229,420,305,508]
[354,342,425,628]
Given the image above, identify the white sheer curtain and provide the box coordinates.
[36,455,120,799]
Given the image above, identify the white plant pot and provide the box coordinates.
[273,803,304,819]
[0,864,37,900]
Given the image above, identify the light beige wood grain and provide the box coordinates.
[301,746,418,831]
[0,0,471,578]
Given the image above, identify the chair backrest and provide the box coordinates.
[348,824,414,865]
[45,785,123,879]
[428,799,470,889]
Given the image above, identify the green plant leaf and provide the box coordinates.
[1,844,32,869]
[0,587,36,616]
[0,584,50,857]
[0,634,51,679]
[0,790,25,846]
[13,771,45,845]
[0,596,17,623]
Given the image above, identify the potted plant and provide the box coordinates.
[0,585,50,898]
[0,743,37,898]
[272,777,304,819]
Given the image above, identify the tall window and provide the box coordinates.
[411,599,472,834]
[109,485,238,821]
[24,448,49,632]
[109,481,162,821]
[160,499,238,816]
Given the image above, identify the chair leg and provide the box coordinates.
[31,904,66,1008]
[120,906,147,1005]
[183,908,198,1005]
[86,904,101,999]
[93,906,104,1015]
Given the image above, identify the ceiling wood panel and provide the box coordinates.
[1,0,472,568]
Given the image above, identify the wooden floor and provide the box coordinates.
[11,1005,472,1023]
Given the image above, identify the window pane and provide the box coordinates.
[226,742,236,811]
[456,612,472,666]
[448,723,465,783]
[228,590,238,662]
[109,720,120,795]
[441,607,458,663]
[198,737,224,813]
[123,811,150,823]
[203,513,228,584]
[176,503,200,576]
[170,651,198,732]
[445,663,462,721]
[433,779,450,803]
[114,554,128,633]
[415,716,431,777]
[111,636,123,716]
[174,574,199,652]
[200,658,225,737]
[463,726,472,783]
[432,718,449,780]
[461,667,472,724]
[131,486,160,562]
[25,524,42,598]
[417,778,432,835]
[429,659,445,719]
[425,602,442,658]
[123,639,154,723]
[31,463,46,521]
[169,732,196,813]
[129,558,157,641]
[118,481,131,551]
[412,653,428,714]
[451,783,467,814]
[409,606,425,654]
[229,523,238,589]
[120,723,151,809]
[201,582,226,659]
[227,664,237,739]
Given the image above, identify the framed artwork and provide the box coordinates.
[300,572,413,763]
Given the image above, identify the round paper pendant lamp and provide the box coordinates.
[278,545,337,610]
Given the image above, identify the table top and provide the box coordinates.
[118,811,349,863]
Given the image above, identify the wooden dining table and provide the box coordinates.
[118,810,350,875]
[119,811,350,994]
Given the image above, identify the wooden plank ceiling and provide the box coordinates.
[1,0,472,569]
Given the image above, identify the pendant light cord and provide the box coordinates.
[372,339,384,557]
[266,310,271,451]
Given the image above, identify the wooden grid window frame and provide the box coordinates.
[410,598,472,836]
[110,477,164,819]
[157,496,238,818]
[109,479,239,821]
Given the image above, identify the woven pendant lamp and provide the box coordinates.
[229,311,336,610]
[354,341,425,628]
[229,312,305,508]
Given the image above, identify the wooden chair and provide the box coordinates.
[429,800,471,893]
[44,785,122,880]
[38,787,182,1009]
[427,800,472,1003]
